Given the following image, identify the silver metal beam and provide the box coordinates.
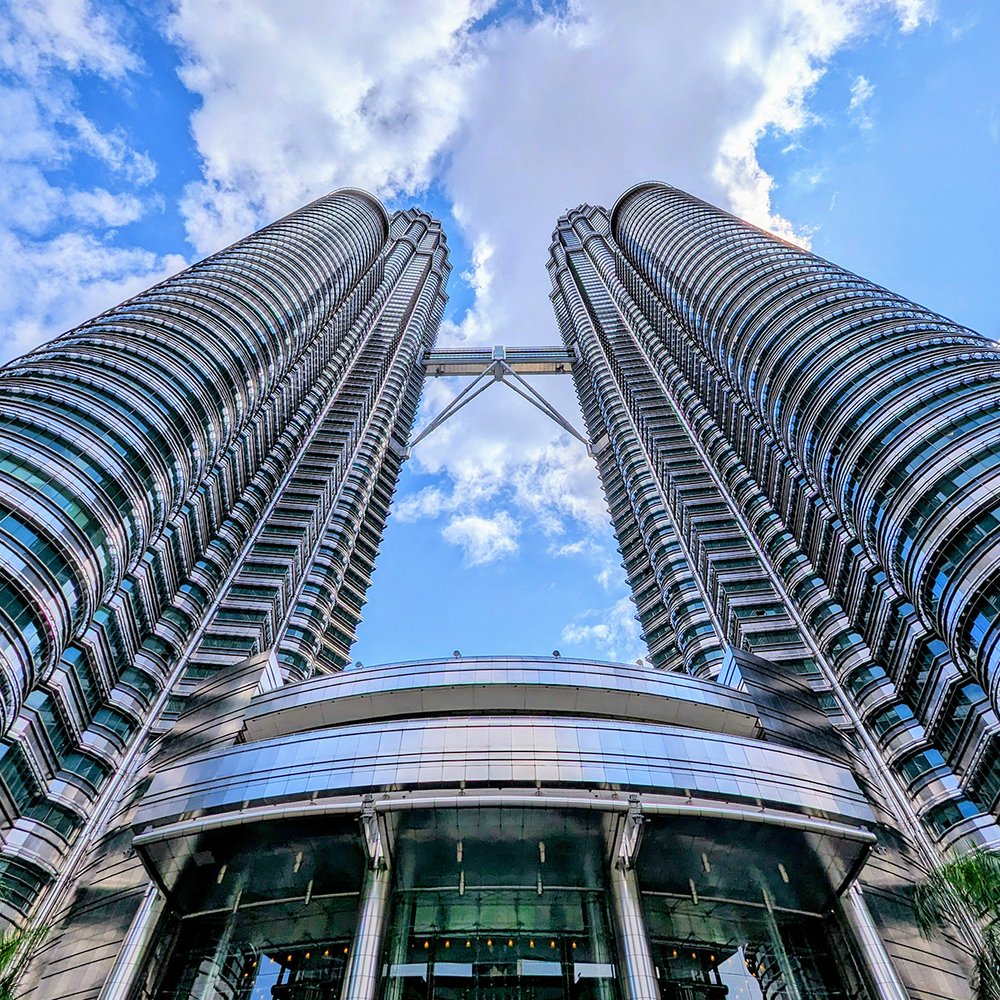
[98,884,165,1000]
[409,346,590,456]
[610,862,659,1000]
[840,884,911,1000]
[339,864,392,1000]
[422,344,574,376]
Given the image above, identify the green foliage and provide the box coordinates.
[914,848,1000,1000]
[0,924,45,999]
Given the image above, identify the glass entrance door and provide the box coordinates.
[381,888,619,1000]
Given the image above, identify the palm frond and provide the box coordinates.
[975,922,1000,1000]
[914,848,1000,1000]
[914,849,1000,929]
[0,925,46,1000]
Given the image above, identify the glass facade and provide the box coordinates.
[148,808,870,1000]
[121,658,884,1000]
[0,183,993,1000]
[382,888,617,1000]
[644,897,868,1000]
[157,899,358,1000]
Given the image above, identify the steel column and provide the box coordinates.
[609,862,659,1000]
[340,864,392,1000]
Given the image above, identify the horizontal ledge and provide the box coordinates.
[133,789,875,850]
[422,347,575,375]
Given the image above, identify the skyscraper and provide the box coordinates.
[549,183,1000,849]
[0,183,996,1000]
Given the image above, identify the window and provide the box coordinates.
[868,703,915,739]
[60,751,110,790]
[924,798,979,837]
[936,683,987,755]
[896,748,946,785]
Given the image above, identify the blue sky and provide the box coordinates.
[0,0,996,667]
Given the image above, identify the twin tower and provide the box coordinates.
[1,184,999,999]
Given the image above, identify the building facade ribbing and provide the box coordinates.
[0,191,449,925]
[549,184,1000,851]
[0,184,995,1000]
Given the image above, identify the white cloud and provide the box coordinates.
[561,596,645,662]
[437,235,497,346]
[66,188,146,228]
[0,3,169,361]
[69,113,157,185]
[167,0,488,254]
[0,228,186,359]
[442,510,520,566]
[403,374,607,539]
[848,73,876,130]
[891,0,935,33]
[0,0,139,81]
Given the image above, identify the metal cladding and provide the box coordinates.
[0,182,996,999]
[0,192,449,921]
[614,182,1000,707]
[549,184,1000,854]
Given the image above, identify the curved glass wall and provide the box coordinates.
[148,818,871,1000]
[382,888,617,1000]
[643,896,868,1000]
[156,898,358,1000]
[136,659,878,1000]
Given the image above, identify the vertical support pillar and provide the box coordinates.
[760,888,804,1000]
[840,883,910,1000]
[340,864,392,1000]
[342,800,393,1000]
[99,884,165,1000]
[609,863,659,1000]
[585,892,616,1000]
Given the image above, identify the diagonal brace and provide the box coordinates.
[407,365,497,452]
[407,355,591,457]
[495,361,591,453]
